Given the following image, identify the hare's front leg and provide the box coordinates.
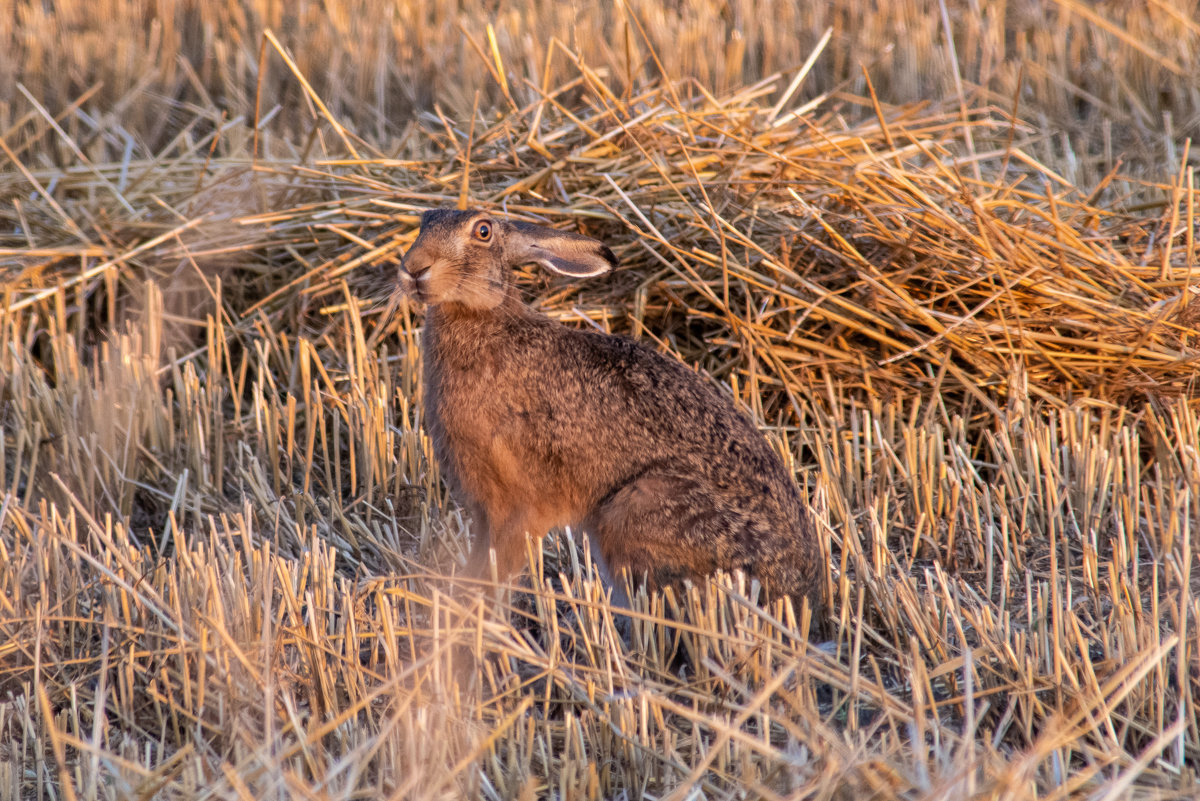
[464,508,549,585]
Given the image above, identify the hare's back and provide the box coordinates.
[566,328,799,489]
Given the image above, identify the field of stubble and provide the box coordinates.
[2,1,1200,798]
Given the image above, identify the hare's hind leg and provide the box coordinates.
[587,472,726,594]
[583,532,631,609]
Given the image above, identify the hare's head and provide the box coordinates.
[400,209,617,310]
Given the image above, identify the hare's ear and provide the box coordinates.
[503,220,617,277]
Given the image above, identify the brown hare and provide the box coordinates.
[400,209,824,612]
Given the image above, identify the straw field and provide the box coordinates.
[2,1,1199,798]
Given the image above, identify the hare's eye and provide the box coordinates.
[473,221,492,241]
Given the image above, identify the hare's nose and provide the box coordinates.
[407,266,430,288]
[400,253,423,279]
[401,248,432,277]
[399,256,431,300]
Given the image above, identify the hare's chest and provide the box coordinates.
[428,374,555,510]
[422,321,565,495]
[428,364,535,455]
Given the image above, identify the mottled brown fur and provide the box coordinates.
[400,209,825,611]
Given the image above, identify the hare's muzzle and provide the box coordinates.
[399,255,431,302]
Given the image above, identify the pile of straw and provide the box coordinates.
[6,51,1197,421]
